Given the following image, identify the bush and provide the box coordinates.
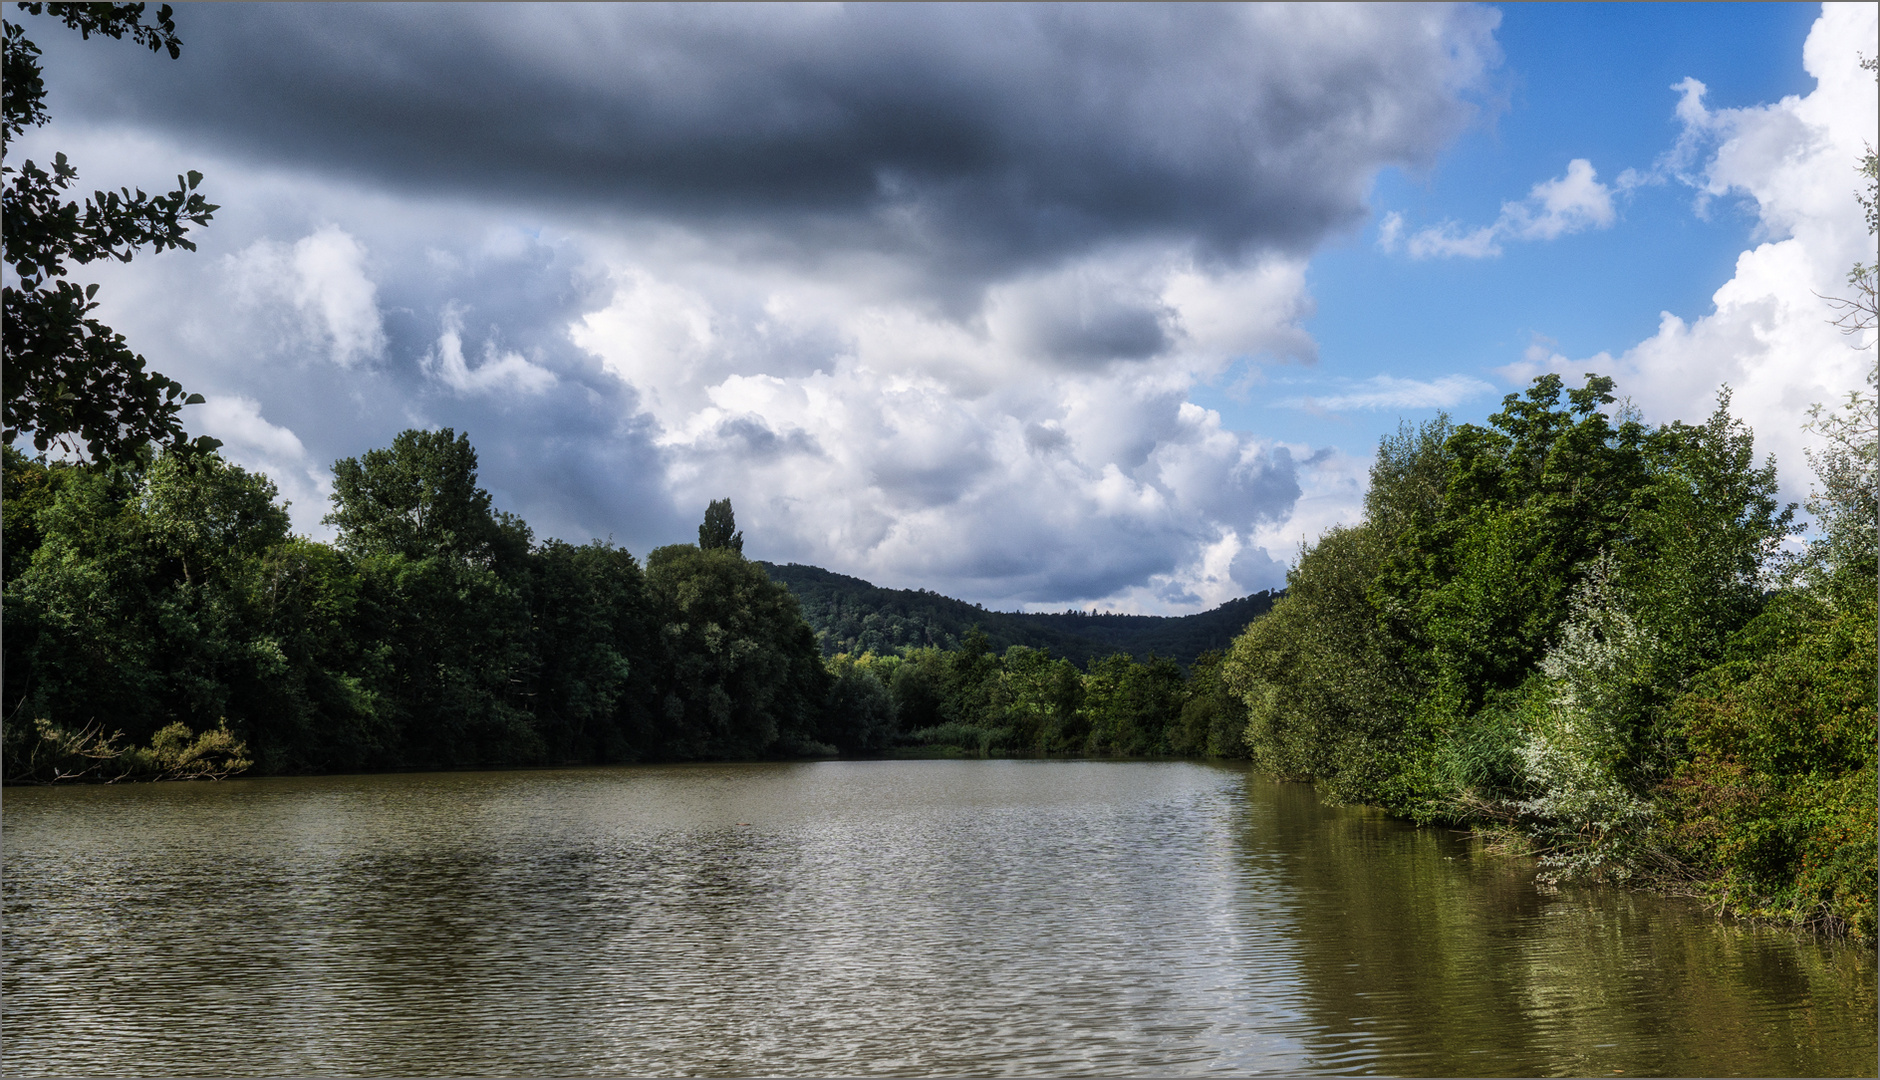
[1661,594,1878,938]
[3,717,251,783]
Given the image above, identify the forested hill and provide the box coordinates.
[759,562,1278,666]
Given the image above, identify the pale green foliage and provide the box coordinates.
[125,720,253,778]
[1535,555,1664,766]
[138,450,290,576]
[1515,557,1661,881]
[5,716,250,783]
[1801,380,1878,605]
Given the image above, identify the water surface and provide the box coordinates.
[3,761,1873,1076]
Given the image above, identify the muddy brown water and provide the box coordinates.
[3,760,1873,1076]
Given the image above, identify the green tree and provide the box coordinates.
[1171,649,1249,758]
[824,652,898,753]
[1226,522,1406,797]
[888,647,948,732]
[521,538,657,763]
[325,428,540,767]
[2,449,286,777]
[643,542,829,759]
[698,497,743,553]
[325,428,529,570]
[995,645,1084,754]
[3,3,219,459]
[1662,592,1877,938]
[1228,373,1793,835]
[939,626,1000,728]
[244,536,390,773]
[1080,653,1184,756]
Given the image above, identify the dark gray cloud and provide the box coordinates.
[18,4,1504,611]
[33,3,1498,279]
[710,416,822,460]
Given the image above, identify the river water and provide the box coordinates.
[2,760,1873,1077]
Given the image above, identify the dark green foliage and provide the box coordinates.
[1083,653,1187,756]
[1663,594,1878,938]
[245,538,390,772]
[0,428,1301,781]
[1232,375,1792,819]
[887,648,947,733]
[521,539,656,764]
[823,654,897,753]
[643,543,829,759]
[1374,376,1655,749]
[1171,651,1251,758]
[698,497,743,553]
[1225,523,1406,799]
[994,645,1086,754]
[3,449,289,757]
[3,3,220,459]
[765,563,1090,657]
[863,635,1242,761]
[2,434,847,779]
[322,429,540,768]
[1223,371,1872,938]
[762,560,1278,666]
[1012,594,1284,662]
[326,428,529,568]
[3,442,72,583]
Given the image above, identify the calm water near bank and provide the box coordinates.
[3,760,1873,1077]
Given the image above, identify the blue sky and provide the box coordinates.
[1200,2,1827,450]
[15,3,1875,612]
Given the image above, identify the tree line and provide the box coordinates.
[2,430,1254,781]
[763,560,1278,667]
[3,433,825,777]
[1222,373,1876,940]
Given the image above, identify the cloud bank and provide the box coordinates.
[44,4,1500,282]
[17,3,1508,611]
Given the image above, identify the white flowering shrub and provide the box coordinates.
[1515,555,1663,882]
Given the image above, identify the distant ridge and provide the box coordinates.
[759,562,1279,667]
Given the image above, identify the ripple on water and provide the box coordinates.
[2,761,1872,1077]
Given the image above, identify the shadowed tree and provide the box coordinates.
[2,2,219,459]
[325,428,528,569]
[699,497,743,553]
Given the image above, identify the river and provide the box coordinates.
[3,760,1873,1076]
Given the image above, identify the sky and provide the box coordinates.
[12,2,1876,612]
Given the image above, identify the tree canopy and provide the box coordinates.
[698,497,743,553]
[2,2,217,459]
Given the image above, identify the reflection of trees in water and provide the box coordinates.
[1241,773,1878,1077]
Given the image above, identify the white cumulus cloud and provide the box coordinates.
[427,305,556,396]
[25,4,1512,612]
[566,245,1323,608]
[1499,2,1878,512]
[227,225,386,367]
[1385,158,1618,259]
